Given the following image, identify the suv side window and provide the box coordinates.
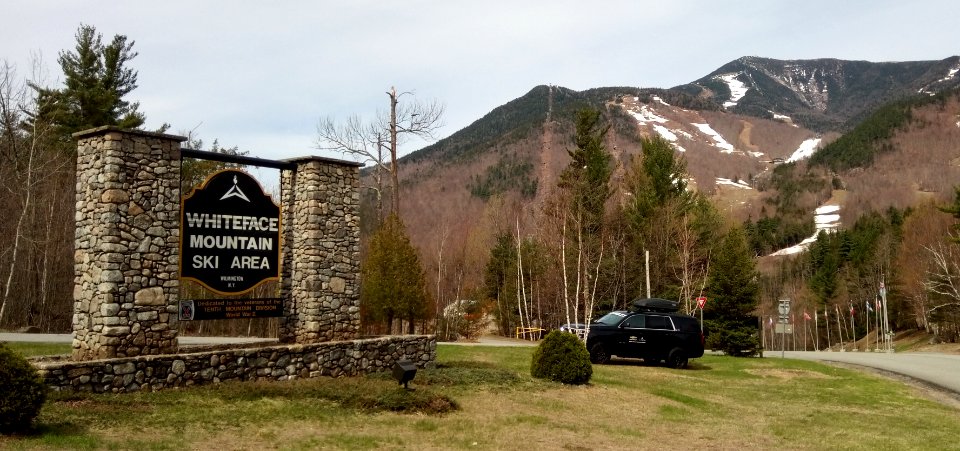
[645,315,674,330]
[622,314,645,328]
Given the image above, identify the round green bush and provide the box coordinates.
[0,343,47,434]
[530,330,592,385]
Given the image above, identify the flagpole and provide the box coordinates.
[814,309,820,351]
[836,304,845,351]
[825,308,831,351]
[865,300,870,353]
[881,277,892,352]
[875,296,881,351]
[850,304,856,351]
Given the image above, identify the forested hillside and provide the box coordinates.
[3,33,960,348]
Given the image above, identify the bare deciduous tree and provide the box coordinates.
[316,87,443,218]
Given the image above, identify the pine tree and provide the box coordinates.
[361,213,430,334]
[31,24,145,140]
[558,108,612,235]
[704,226,761,356]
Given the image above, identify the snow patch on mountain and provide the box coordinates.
[653,96,671,107]
[716,73,748,108]
[653,124,678,142]
[786,138,822,162]
[770,204,841,256]
[626,105,668,124]
[716,178,752,190]
[692,123,735,153]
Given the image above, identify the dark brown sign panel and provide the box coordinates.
[181,169,281,295]
[179,298,283,321]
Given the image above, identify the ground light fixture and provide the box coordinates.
[392,359,417,389]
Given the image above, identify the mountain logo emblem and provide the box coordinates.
[220,175,251,202]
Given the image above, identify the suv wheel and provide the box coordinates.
[590,343,610,364]
[667,348,688,369]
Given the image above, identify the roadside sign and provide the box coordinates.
[775,323,794,334]
[778,299,791,320]
[696,296,707,309]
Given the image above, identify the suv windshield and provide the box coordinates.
[594,311,626,326]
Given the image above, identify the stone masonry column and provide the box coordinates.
[72,126,186,360]
[279,156,362,343]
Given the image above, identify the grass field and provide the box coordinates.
[3,343,960,450]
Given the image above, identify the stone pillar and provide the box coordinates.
[279,157,362,343]
[72,126,185,360]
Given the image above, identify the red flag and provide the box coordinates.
[850,304,855,316]
[803,311,811,321]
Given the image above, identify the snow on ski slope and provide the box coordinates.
[716,178,752,189]
[770,204,841,256]
[786,138,822,162]
[691,123,735,153]
[626,105,668,124]
[717,73,748,108]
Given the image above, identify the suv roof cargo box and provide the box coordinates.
[631,298,679,313]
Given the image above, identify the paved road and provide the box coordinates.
[765,350,960,394]
[0,333,275,346]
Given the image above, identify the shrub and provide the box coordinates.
[0,343,47,433]
[530,330,592,385]
[705,327,761,357]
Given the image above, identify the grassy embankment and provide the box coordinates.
[2,342,959,450]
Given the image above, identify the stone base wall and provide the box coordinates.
[35,336,435,393]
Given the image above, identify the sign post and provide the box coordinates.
[696,296,707,333]
[778,299,791,358]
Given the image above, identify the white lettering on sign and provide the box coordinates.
[231,255,270,269]
[189,235,274,251]
[192,255,219,269]
[185,213,279,232]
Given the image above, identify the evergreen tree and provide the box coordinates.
[621,135,717,302]
[552,107,613,322]
[31,24,145,141]
[703,226,761,356]
[361,213,430,333]
[558,108,612,235]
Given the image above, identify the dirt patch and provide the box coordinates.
[738,120,760,152]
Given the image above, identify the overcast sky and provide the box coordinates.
[3,0,959,164]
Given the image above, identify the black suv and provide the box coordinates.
[585,298,704,368]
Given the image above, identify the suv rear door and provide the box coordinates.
[642,314,677,360]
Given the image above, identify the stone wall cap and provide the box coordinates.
[281,155,365,168]
[72,126,188,142]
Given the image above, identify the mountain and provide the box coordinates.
[672,56,960,132]
[385,56,960,281]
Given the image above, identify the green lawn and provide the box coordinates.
[2,344,959,450]
[4,342,71,358]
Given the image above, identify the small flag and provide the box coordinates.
[803,311,811,321]
[768,316,773,327]
[876,297,882,311]
[824,309,828,319]
[850,304,855,316]
[866,300,874,313]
